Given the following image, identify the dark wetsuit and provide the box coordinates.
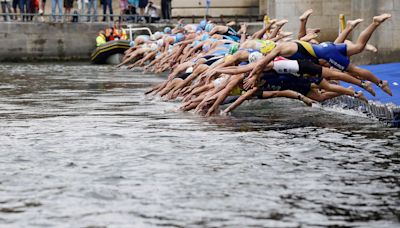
[258,71,322,96]
[177,72,191,80]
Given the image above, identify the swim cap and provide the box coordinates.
[248,51,263,63]
[200,34,209,41]
[129,41,135,47]
[167,45,173,53]
[205,23,214,33]
[199,20,207,29]
[259,40,276,54]
[157,39,164,47]
[164,27,172,34]
[191,40,200,47]
[185,67,194,74]
[224,54,234,63]
[149,43,158,51]
[213,76,228,89]
[228,43,239,55]
[202,43,211,52]
[175,33,185,42]
[153,31,163,40]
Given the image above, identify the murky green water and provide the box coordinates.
[0,63,399,227]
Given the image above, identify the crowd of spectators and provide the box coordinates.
[0,0,171,22]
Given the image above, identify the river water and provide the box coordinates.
[0,63,399,227]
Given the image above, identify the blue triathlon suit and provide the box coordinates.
[312,42,350,71]
[288,41,350,71]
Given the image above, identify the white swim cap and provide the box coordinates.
[185,67,194,74]
[157,39,164,47]
[248,51,263,63]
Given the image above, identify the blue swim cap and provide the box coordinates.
[200,34,209,41]
[196,26,203,33]
[175,33,185,42]
[202,43,211,52]
[129,41,135,47]
[199,20,207,29]
[205,23,214,33]
[164,27,172,34]
[191,40,200,47]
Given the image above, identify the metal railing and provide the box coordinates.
[0,12,162,23]
[0,13,261,24]
[172,15,262,24]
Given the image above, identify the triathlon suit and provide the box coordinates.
[312,42,349,71]
[288,41,350,71]
[273,57,323,78]
[258,71,321,96]
[178,72,191,80]
[221,27,241,42]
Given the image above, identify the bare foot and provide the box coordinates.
[373,14,391,24]
[355,91,368,103]
[276,19,289,27]
[300,33,318,41]
[269,19,278,25]
[282,37,293,42]
[299,9,313,21]
[361,81,376,96]
[347,18,363,29]
[299,94,315,106]
[306,28,321,34]
[365,44,378,53]
[379,80,393,96]
[279,31,293,38]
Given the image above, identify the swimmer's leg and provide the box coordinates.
[261,90,315,106]
[334,18,363,44]
[318,79,368,102]
[321,67,375,96]
[347,64,392,96]
[298,9,313,39]
[346,14,391,56]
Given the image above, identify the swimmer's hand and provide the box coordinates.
[243,76,257,90]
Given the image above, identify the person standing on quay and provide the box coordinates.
[64,0,73,21]
[51,0,63,21]
[102,0,113,21]
[138,0,146,17]
[1,0,13,21]
[87,0,97,22]
[161,0,170,21]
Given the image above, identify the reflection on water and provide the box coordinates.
[0,63,399,227]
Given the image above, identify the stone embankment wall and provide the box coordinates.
[0,23,170,61]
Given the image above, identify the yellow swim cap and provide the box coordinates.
[259,40,276,54]
[224,54,234,63]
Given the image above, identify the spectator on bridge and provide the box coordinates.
[102,0,113,21]
[51,0,63,22]
[87,0,97,22]
[1,0,12,21]
[144,1,159,23]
